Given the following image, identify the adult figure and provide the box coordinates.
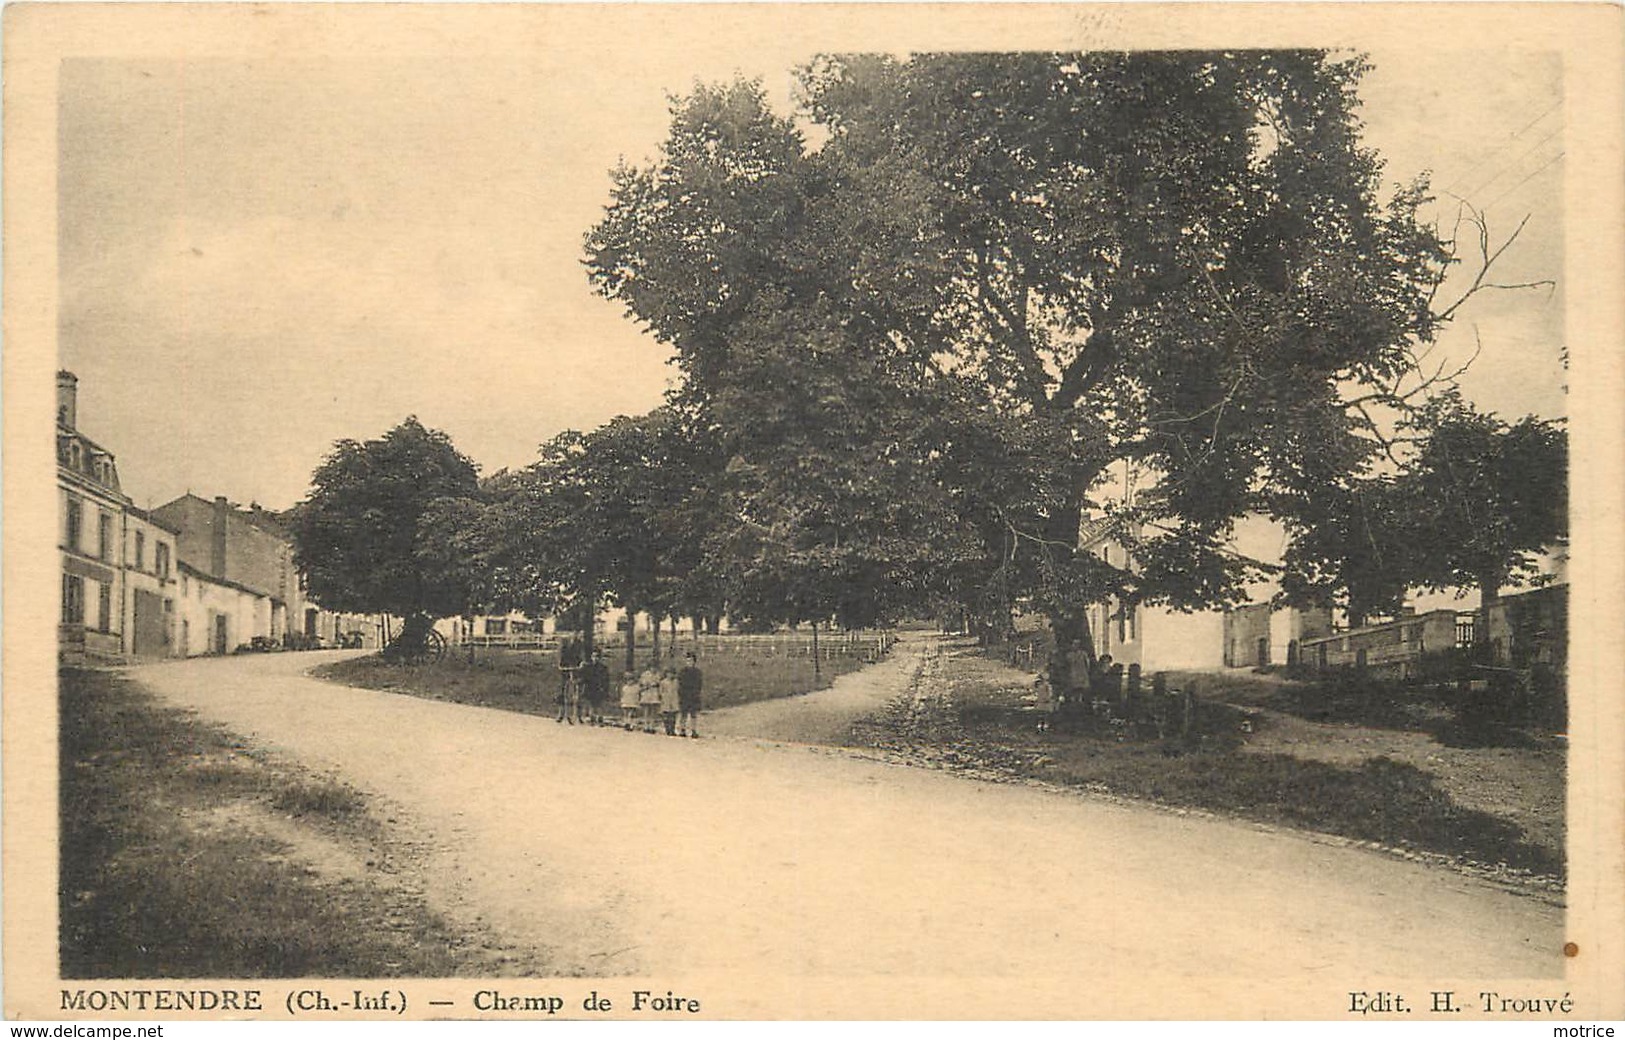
[678,651,704,738]
[556,635,584,724]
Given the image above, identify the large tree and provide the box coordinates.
[1403,395,1568,616]
[480,409,718,669]
[586,53,1462,683]
[1277,476,1417,628]
[416,493,503,659]
[691,297,985,633]
[291,417,481,651]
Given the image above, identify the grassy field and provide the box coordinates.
[60,668,540,977]
[313,645,874,717]
[853,649,1564,883]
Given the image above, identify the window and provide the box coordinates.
[65,497,83,552]
[155,543,171,580]
[135,530,146,571]
[61,574,85,625]
[96,582,112,633]
[484,618,508,635]
[98,513,113,561]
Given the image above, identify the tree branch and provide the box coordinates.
[971,246,1048,404]
[1434,205,1547,324]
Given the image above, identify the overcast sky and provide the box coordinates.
[58,43,1564,512]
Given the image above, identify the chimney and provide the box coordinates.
[56,370,78,430]
[212,496,230,578]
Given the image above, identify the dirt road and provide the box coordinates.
[702,633,936,743]
[131,642,1563,1005]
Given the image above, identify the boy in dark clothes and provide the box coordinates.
[677,652,703,738]
[582,649,611,725]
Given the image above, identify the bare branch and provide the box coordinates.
[1481,279,1557,293]
[1435,207,1539,324]
[1341,332,1482,413]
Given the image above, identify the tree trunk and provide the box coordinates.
[385,612,435,661]
[812,619,821,680]
[1040,490,1104,711]
[1477,569,1503,664]
[464,614,476,664]
[651,612,662,663]
[624,605,638,674]
[580,602,595,662]
[1047,606,1096,711]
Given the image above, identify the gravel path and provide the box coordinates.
[130,645,1564,1007]
[702,632,939,743]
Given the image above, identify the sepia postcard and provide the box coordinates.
[4,2,1623,1023]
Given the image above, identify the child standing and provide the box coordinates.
[659,665,681,736]
[638,665,662,733]
[1034,668,1055,733]
[619,671,641,731]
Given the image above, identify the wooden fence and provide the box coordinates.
[464,629,898,661]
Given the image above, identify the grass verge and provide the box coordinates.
[852,651,1563,884]
[313,646,873,717]
[60,667,539,978]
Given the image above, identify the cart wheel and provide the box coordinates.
[425,628,448,663]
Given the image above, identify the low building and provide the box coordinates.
[1296,583,1567,683]
[174,561,268,656]
[1297,608,1460,679]
[152,494,309,644]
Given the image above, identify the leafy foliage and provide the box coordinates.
[473,408,725,656]
[1403,395,1567,602]
[585,52,1455,661]
[291,418,480,619]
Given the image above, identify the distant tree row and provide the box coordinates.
[290,51,1567,668]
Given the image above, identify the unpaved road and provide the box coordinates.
[131,639,1563,998]
[702,636,926,743]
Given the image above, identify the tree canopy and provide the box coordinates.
[586,51,1465,665]
[1403,396,1568,605]
[291,417,481,621]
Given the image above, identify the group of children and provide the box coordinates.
[556,646,704,739]
[1030,654,1127,732]
[619,653,705,737]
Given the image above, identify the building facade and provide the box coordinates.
[150,493,334,653]
[57,371,183,664]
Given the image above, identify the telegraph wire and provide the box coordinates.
[1457,124,1564,201]
[1483,149,1565,211]
[1435,96,1562,195]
